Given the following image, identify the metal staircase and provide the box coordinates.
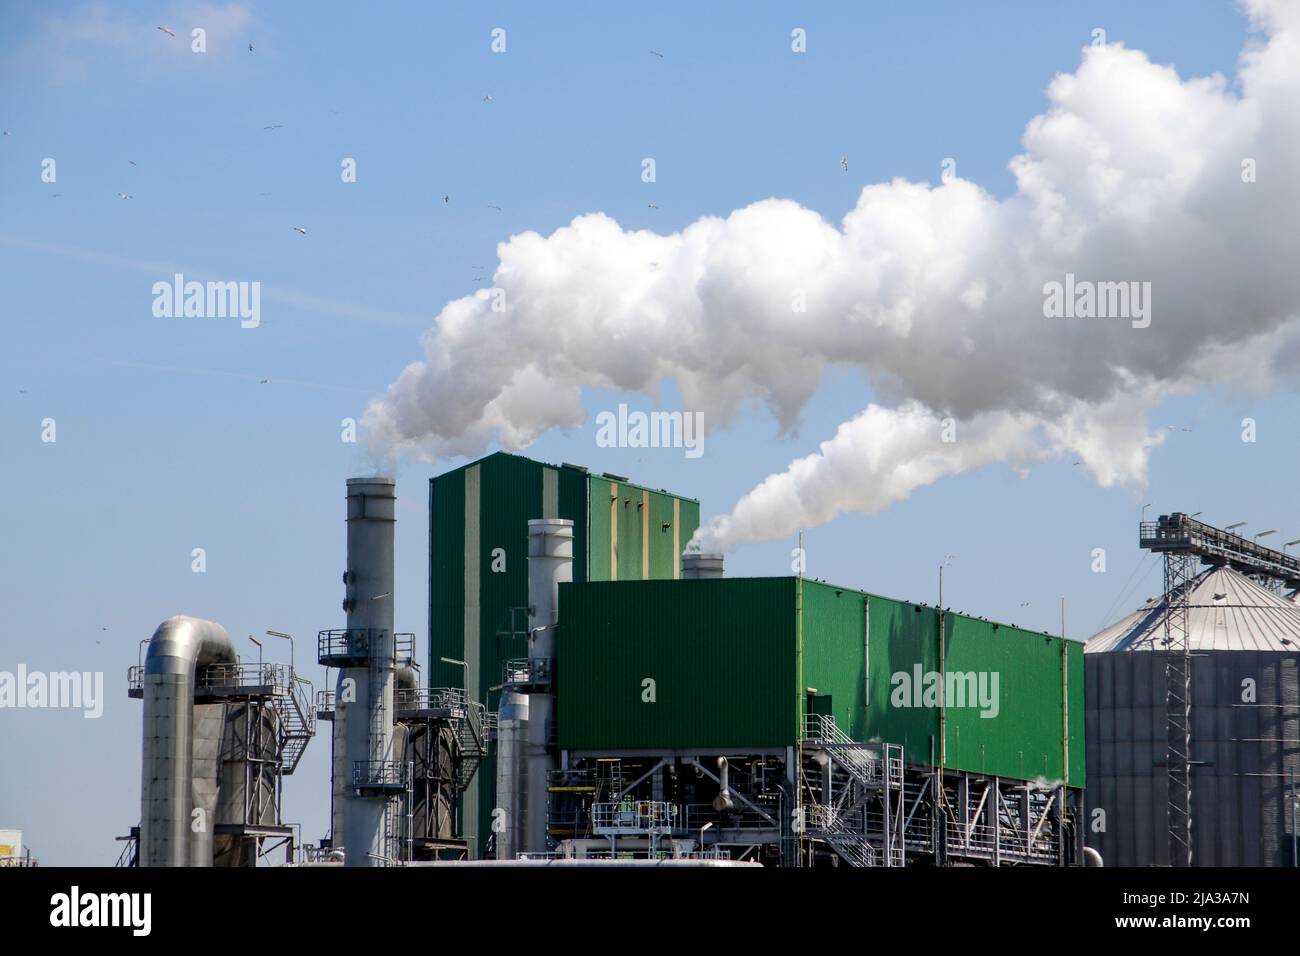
[277,675,315,774]
[801,715,903,867]
[454,700,488,789]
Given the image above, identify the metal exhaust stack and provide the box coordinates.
[140,615,236,867]
[681,552,724,579]
[339,477,397,867]
[521,519,573,854]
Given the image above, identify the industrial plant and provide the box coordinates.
[118,453,1299,867]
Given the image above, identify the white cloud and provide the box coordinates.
[365,0,1300,549]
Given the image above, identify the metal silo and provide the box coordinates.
[1085,565,1300,866]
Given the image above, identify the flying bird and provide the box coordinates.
[482,94,493,103]
[647,203,659,209]
[128,160,137,166]
[487,204,502,211]
[157,26,175,38]
[443,195,450,203]
[650,50,664,58]
[259,378,270,384]
[116,192,133,200]
[840,156,848,172]
[292,226,306,235]
[263,124,284,130]
[248,43,255,52]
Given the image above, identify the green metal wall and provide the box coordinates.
[557,577,798,750]
[557,576,1086,787]
[859,590,1084,786]
[586,475,699,582]
[427,452,699,853]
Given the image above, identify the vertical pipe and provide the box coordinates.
[937,568,946,802]
[341,477,396,867]
[796,529,804,863]
[1061,598,1069,788]
[523,518,573,853]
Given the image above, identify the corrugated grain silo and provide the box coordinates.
[1084,566,1300,866]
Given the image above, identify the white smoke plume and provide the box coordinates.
[364,0,1300,551]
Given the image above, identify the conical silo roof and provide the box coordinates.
[1086,565,1300,653]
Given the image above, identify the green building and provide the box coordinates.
[558,576,1084,788]
[427,451,700,854]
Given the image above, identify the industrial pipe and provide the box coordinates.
[139,615,237,867]
[713,757,735,811]
[340,476,397,867]
[522,518,573,854]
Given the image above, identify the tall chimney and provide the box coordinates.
[339,477,397,866]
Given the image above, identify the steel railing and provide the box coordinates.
[352,760,411,788]
[502,657,552,687]
[128,661,296,696]
[317,629,415,666]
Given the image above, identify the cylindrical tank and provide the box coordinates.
[1085,568,1300,866]
[682,553,724,579]
[523,519,573,854]
[341,476,397,867]
[214,701,279,866]
[496,690,529,859]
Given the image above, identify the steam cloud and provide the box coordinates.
[364,0,1300,552]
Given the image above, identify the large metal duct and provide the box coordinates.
[523,518,573,853]
[139,615,237,867]
[682,552,724,579]
[339,476,398,867]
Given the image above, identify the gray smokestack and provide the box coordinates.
[339,476,397,867]
[682,552,724,579]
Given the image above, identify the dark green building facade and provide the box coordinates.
[428,451,700,854]
[557,576,1085,788]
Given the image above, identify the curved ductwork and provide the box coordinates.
[139,615,237,867]
[713,756,735,812]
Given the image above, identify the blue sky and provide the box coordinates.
[2,1,1294,865]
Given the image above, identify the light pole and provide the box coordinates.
[1142,503,1152,523]
[266,629,295,675]
[699,820,713,857]
[1255,530,1278,543]
[1284,539,1300,556]
[248,635,263,669]
[1226,522,1247,533]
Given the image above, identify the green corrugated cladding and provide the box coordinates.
[586,475,699,582]
[558,578,798,749]
[556,577,1085,787]
[427,451,700,853]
